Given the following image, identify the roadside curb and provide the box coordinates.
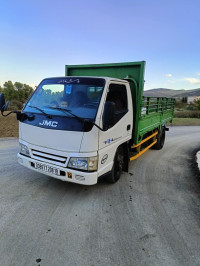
[0,137,18,141]
[197,151,200,172]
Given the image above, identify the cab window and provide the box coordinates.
[105,83,128,125]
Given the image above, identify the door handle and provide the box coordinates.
[127,124,131,131]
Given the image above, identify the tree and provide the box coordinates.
[1,81,34,110]
[195,99,200,110]
[23,84,34,99]
[3,81,15,101]
[14,82,23,91]
[18,89,25,101]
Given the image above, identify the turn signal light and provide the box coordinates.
[67,172,72,178]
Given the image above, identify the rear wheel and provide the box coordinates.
[105,147,124,183]
[154,127,165,150]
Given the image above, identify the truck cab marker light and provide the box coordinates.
[67,172,72,178]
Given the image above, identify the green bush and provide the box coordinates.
[8,100,24,111]
[174,110,200,118]
[195,99,200,110]
[175,102,187,109]
[186,104,198,110]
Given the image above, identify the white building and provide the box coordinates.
[187,96,200,104]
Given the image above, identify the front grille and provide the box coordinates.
[31,149,67,167]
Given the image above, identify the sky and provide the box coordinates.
[0,0,200,91]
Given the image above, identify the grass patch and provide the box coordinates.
[174,110,200,118]
[170,118,200,126]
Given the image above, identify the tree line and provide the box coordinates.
[0,81,34,110]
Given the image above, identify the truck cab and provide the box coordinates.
[17,76,133,185]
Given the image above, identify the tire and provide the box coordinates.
[105,147,124,183]
[154,127,165,150]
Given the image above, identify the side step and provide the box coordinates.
[130,131,158,161]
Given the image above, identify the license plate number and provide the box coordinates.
[34,162,60,176]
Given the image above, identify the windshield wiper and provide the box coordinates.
[48,106,103,130]
[47,107,83,122]
[29,105,52,118]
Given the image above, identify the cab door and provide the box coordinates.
[98,82,133,154]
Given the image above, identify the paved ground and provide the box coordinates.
[0,126,200,266]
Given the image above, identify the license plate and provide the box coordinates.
[34,162,60,176]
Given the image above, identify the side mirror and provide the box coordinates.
[0,93,5,110]
[0,92,21,118]
[102,101,115,131]
[2,101,10,112]
[0,93,12,117]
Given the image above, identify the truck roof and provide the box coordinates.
[41,76,129,83]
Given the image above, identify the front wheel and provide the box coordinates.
[105,147,124,183]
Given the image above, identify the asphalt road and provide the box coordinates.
[0,126,200,266]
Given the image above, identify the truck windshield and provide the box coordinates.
[24,77,105,119]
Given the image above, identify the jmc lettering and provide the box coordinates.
[39,120,58,127]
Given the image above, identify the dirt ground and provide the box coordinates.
[0,113,19,138]
[0,127,200,266]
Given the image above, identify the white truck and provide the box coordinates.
[0,62,174,185]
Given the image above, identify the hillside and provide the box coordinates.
[143,88,200,97]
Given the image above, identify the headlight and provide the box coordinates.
[68,156,98,171]
[19,143,30,157]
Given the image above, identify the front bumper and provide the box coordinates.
[17,153,98,185]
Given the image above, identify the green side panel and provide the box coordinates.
[136,97,175,143]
